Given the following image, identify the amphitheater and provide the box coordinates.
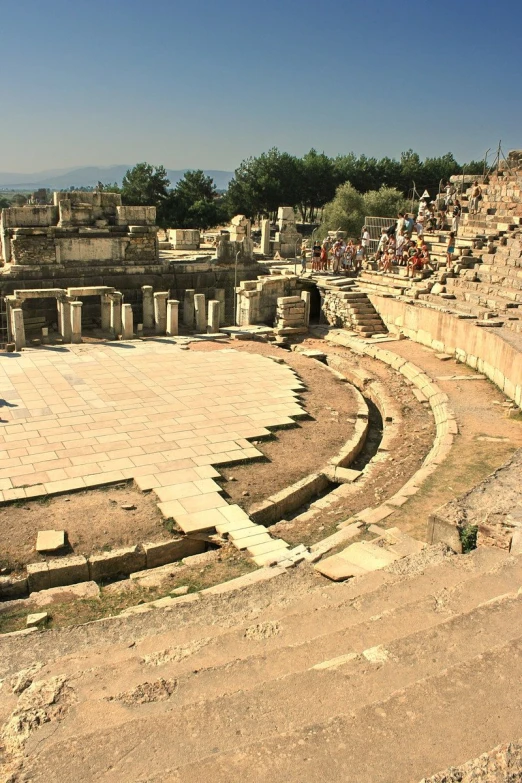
[0,168,521,782]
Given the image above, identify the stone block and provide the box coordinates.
[314,554,368,581]
[338,541,399,571]
[48,555,89,588]
[26,562,50,593]
[143,538,205,569]
[26,612,48,628]
[0,576,28,600]
[36,530,66,553]
[89,546,146,581]
[30,581,100,607]
[509,529,522,555]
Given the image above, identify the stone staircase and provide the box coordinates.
[2,544,521,781]
[357,173,522,332]
[315,277,388,336]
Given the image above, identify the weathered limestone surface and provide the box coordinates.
[0,191,159,267]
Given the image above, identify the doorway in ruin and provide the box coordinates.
[308,284,322,323]
[74,295,103,333]
[22,297,61,340]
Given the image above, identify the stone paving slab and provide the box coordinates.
[0,342,306,553]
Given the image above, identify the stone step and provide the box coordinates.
[170,633,522,783]
[91,556,522,715]
[26,588,522,781]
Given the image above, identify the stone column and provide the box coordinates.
[301,290,311,327]
[261,218,270,256]
[122,303,134,340]
[207,300,220,333]
[58,297,73,343]
[153,292,169,335]
[215,289,226,326]
[183,289,195,329]
[110,293,123,337]
[5,297,20,343]
[141,285,154,330]
[194,294,207,332]
[166,299,179,336]
[12,308,25,351]
[101,293,111,331]
[71,301,82,344]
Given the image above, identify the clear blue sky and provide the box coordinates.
[1,0,521,173]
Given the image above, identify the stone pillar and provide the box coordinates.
[261,219,270,256]
[194,294,207,332]
[207,300,220,333]
[101,293,111,331]
[183,289,195,329]
[215,289,226,326]
[166,299,179,336]
[141,285,154,330]
[1,229,11,265]
[110,293,123,337]
[5,297,20,343]
[153,292,169,335]
[58,297,72,343]
[12,308,25,351]
[301,290,311,326]
[71,301,82,344]
[122,303,134,339]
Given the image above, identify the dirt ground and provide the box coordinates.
[0,545,256,635]
[189,340,359,509]
[0,485,167,571]
[382,340,522,541]
[269,337,437,545]
[0,340,359,570]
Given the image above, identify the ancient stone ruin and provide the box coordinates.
[0,172,521,783]
[1,190,158,267]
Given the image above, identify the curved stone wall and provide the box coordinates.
[369,295,522,410]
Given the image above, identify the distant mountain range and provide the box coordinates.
[0,165,234,191]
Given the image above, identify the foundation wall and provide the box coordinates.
[0,261,265,328]
[369,294,522,409]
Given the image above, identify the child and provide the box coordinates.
[446,232,456,266]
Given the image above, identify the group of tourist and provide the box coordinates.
[298,179,480,276]
[375,221,433,278]
[306,235,368,274]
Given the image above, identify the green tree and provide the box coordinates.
[227,148,301,219]
[320,181,365,238]
[97,181,122,193]
[121,163,170,206]
[0,196,11,209]
[159,171,228,230]
[11,193,28,206]
[174,170,216,204]
[362,186,410,221]
[298,149,336,223]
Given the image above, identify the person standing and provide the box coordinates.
[396,212,406,237]
[332,239,343,273]
[312,239,321,271]
[361,226,370,259]
[469,181,482,215]
[300,242,307,273]
[446,231,456,265]
[452,199,462,234]
[376,228,388,261]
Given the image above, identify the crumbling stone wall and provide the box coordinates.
[1,191,158,267]
[429,449,522,551]
[124,232,158,263]
[11,232,57,265]
[322,290,353,328]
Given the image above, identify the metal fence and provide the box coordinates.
[364,216,395,255]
